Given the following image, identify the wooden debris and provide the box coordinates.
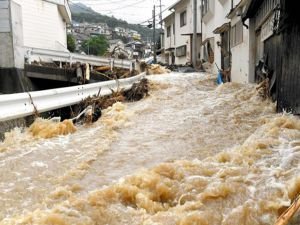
[74,78,149,124]
[95,66,111,72]
[123,78,149,101]
[256,78,270,99]
[27,92,39,118]
[275,195,300,225]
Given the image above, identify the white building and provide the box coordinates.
[162,0,251,83]
[226,0,250,83]
[0,0,71,69]
[163,0,202,65]
[199,0,250,83]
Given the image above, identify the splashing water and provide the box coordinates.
[0,73,299,225]
[29,119,77,139]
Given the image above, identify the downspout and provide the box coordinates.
[199,0,203,70]
[192,0,197,67]
[242,17,249,29]
[201,0,203,40]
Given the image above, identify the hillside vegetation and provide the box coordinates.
[70,3,157,41]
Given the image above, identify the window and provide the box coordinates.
[180,11,187,27]
[176,45,187,57]
[167,26,171,37]
[173,24,175,35]
[231,21,243,47]
[203,0,209,16]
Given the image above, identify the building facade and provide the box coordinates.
[163,0,202,65]
[0,0,71,93]
[162,0,251,83]
[243,0,300,114]
[0,0,71,68]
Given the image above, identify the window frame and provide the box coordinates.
[176,45,187,57]
[167,26,171,37]
[231,21,243,47]
[180,10,187,27]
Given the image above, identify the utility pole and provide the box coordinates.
[192,0,197,68]
[153,5,157,63]
[159,0,163,30]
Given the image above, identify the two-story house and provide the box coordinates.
[163,0,202,65]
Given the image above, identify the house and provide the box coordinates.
[125,41,145,59]
[162,0,202,66]
[114,27,127,37]
[226,0,250,83]
[200,0,240,77]
[161,0,252,83]
[0,0,71,93]
[163,12,176,64]
[242,0,300,114]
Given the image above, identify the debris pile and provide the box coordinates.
[123,78,149,101]
[139,62,171,75]
[90,66,139,82]
[256,78,270,99]
[73,78,149,124]
[25,79,149,139]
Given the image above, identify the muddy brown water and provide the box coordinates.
[0,73,300,225]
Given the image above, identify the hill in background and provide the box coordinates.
[70,3,160,42]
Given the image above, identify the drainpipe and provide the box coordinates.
[153,5,157,63]
[201,0,203,36]
[192,0,197,67]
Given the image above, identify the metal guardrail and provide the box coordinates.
[0,73,146,122]
[24,47,135,71]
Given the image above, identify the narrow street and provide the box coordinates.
[0,73,299,224]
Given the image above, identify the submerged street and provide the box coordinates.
[0,73,300,224]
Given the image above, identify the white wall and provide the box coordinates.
[164,14,176,50]
[230,17,249,84]
[201,0,231,73]
[12,0,67,51]
[173,0,192,64]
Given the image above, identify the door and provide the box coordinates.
[221,30,231,70]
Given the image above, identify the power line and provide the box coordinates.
[70,0,146,11]
[139,6,169,25]
[70,0,169,25]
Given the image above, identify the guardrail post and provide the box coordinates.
[27,50,32,65]
[69,54,73,68]
[110,58,114,70]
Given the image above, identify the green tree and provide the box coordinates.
[82,35,109,56]
[67,34,76,52]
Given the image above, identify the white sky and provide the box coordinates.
[71,0,177,24]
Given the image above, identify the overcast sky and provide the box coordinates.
[72,0,177,24]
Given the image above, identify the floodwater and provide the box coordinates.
[0,73,300,225]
